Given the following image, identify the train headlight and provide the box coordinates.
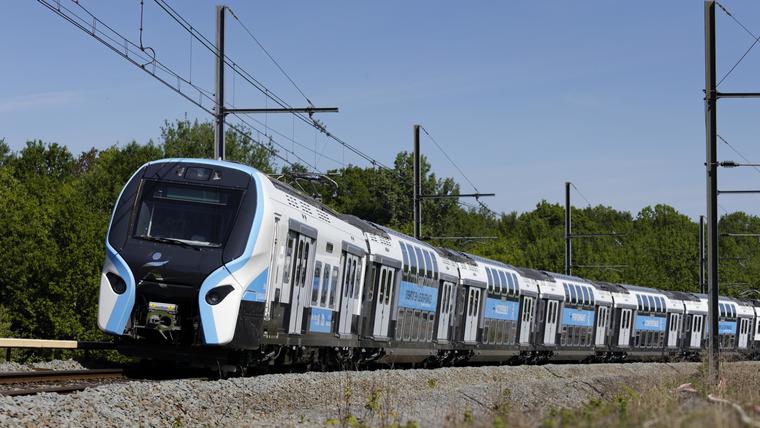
[205,285,234,305]
[106,272,127,294]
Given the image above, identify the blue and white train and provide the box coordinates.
[98,159,760,371]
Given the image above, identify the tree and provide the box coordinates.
[161,119,276,173]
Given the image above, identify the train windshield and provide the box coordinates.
[133,180,243,248]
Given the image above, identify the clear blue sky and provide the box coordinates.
[3,1,760,220]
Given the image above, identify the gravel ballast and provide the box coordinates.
[0,361,710,427]
[0,360,88,373]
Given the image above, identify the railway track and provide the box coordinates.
[0,369,125,397]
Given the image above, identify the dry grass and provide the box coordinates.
[473,361,760,428]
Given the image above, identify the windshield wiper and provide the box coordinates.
[135,235,203,251]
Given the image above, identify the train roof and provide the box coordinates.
[515,268,555,282]
[437,248,478,266]
[341,215,389,238]
[662,290,700,302]
[591,281,630,294]
[465,253,516,270]
[543,272,591,284]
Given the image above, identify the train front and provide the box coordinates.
[97,159,271,353]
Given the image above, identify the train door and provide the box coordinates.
[519,296,534,345]
[595,306,608,346]
[288,233,314,335]
[690,315,703,347]
[667,313,681,347]
[372,266,395,338]
[464,287,481,343]
[543,300,559,345]
[618,309,632,346]
[338,253,360,336]
[436,281,455,341]
[739,318,750,349]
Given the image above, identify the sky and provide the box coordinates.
[3,1,760,220]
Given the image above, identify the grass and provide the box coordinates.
[320,361,760,427]
[475,361,760,428]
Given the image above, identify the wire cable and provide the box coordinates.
[419,126,498,217]
[35,0,327,175]
[420,126,480,193]
[718,134,760,176]
[227,7,313,106]
[570,183,593,207]
[151,0,394,172]
[716,1,760,87]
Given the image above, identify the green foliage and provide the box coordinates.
[1,117,759,346]
[0,120,276,343]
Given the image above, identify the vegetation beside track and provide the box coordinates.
[471,361,760,428]
[2,119,760,361]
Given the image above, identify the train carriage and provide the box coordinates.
[588,283,613,351]
[681,294,707,356]
[732,299,754,353]
[371,227,442,364]
[516,269,563,360]
[461,255,538,362]
[621,285,670,359]
[99,158,760,371]
[751,301,760,357]
[543,273,597,361]
[605,285,637,356]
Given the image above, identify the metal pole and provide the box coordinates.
[705,0,720,383]
[214,5,226,160]
[565,181,572,276]
[413,124,421,240]
[700,215,705,294]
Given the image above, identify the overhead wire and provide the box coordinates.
[151,0,394,172]
[226,7,313,106]
[36,0,322,175]
[40,1,494,218]
[718,134,760,176]
[715,1,760,87]
[419,126,498,216]
[570,183,593,207]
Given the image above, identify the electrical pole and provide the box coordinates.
[565,182,572,276]
[700,215,705,294]
[704,0,720,384]
[413,124,422,240]
[214,5,226,160]
[412,124,494,241]
[212,5,337,162]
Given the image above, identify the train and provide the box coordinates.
[98,158,760,373]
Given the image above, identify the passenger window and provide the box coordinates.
[431,253,439,279]
[414,247,426,278]
[283,233,296,285]
[423,251,433,279]
[329,266,339,308]
[354,262,362,299]
[311,262,322,305]
[492,270,501,293]
[320,263,331,307]
[399,242,409,271]
[498,271,508,294]
[408,245,417,275]
[385,270,393,304]
[378,269,386,303]
[505,272,514,295]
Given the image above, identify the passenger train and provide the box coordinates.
[98,159,760,371]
